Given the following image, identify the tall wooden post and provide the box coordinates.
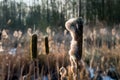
[78,0,83,59]
[79,18,83,59]
[78,0,83,78]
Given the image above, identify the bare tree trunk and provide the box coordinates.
[47,0,49,24]
[79,0,81,17]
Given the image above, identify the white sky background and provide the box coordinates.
[0,0,41,6]
[0,0,65,6]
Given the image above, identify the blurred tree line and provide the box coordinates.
[0,0,120,31]
[85,0,120,26]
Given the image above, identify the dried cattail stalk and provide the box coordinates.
[19,64,24,80]
[59,67,67,80]
[45,36,49,55]
[30,34,38,60]
[7,61,10,80]
[0,42,4,52]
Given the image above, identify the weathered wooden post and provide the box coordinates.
[77,18,83,60]
[65,17,83,80]
[78,1,83,79]
[45,36,49,55]
[78,0,83,59]
[76,17,83,80]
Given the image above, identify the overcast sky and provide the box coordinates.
[0,0,65,6]
[0,0,40,6]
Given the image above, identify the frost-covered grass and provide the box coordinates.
[0,27,120,80]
